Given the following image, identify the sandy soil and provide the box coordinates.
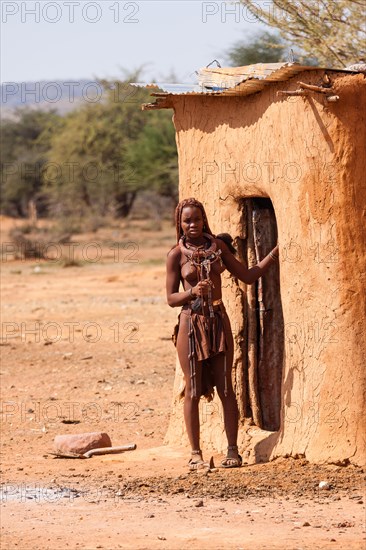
[1,216,365,550]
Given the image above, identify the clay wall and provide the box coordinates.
[164,71,366,466]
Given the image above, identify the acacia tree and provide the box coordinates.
[226,30,288,66]
[124,109,178,206]
[240,0,366,67]
[45,79,152,220]
[2,73,179,221]
[0,109,62,217]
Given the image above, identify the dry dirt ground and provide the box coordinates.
[0,216,365,550]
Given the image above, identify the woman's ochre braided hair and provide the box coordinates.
[175,197,214,244]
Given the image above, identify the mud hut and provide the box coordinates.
[135,63,366,466]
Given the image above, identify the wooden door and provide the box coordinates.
[244,198,284,431]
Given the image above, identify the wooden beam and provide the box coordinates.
[297,81,333,93]
[141,98,172,110]
[277,88,340,102]
[277,89,309,96]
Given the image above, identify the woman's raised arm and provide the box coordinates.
[219,239,279,285]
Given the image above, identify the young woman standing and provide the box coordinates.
[166,198,279,469]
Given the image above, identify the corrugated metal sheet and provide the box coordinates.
[133,82,212,94]
[132,62,357,99]
[198,62,313,89]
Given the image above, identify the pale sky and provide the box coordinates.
[1,0,267,84]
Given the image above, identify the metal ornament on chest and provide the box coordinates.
[180,233,223,317]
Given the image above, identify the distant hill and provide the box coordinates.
[1,79,105,118]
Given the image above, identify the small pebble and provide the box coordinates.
[195,499,204,507]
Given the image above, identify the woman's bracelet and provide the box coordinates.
[269,250,279,261]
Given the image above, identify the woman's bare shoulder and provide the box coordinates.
[213,237,230,252]
[166,244,181,260]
